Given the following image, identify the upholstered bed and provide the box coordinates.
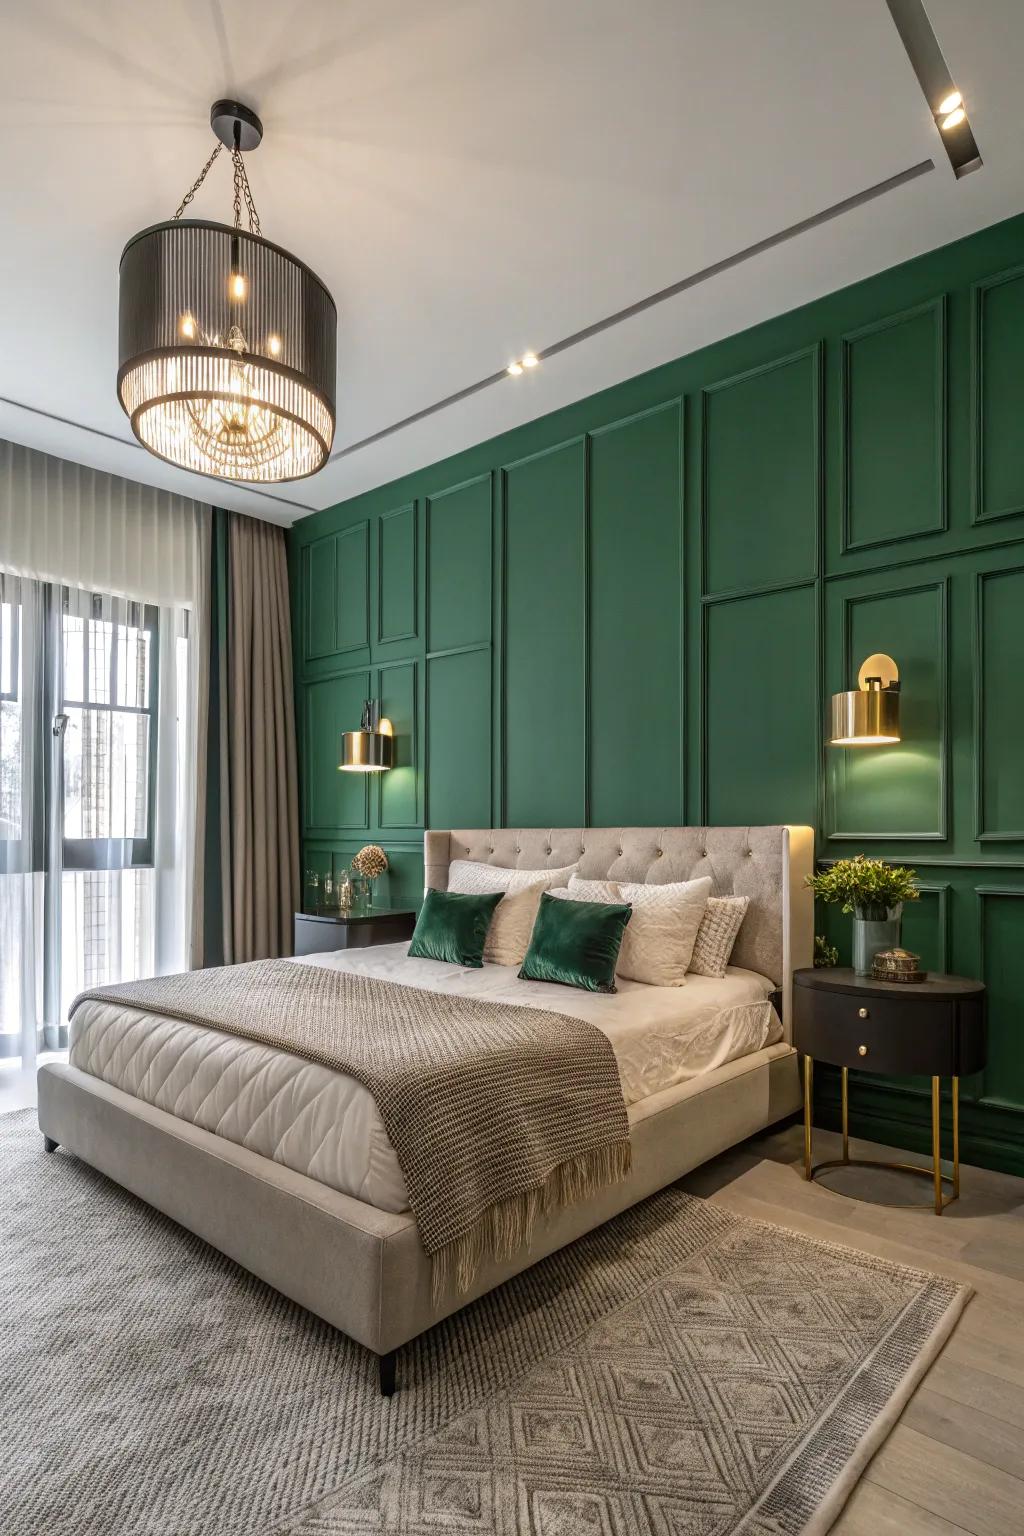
[37,825,813,1393]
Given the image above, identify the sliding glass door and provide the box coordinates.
[0,573,191,1066]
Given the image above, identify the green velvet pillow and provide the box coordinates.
[519,891,632,993]
[408,887,503,968]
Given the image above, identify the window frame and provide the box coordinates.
[0,592,19,702]
[61,594,160,872]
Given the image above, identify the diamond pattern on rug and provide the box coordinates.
[0,1109,967,1536]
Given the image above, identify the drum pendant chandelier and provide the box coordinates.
[117,101,337,483]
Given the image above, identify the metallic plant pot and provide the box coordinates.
[851,904,902,977]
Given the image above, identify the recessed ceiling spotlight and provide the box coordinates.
[941,106,967,131]
[507,360,524,376]
[937,89,962,116]
[521,352,539,368]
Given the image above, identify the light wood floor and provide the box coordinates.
[4,1063,1022,1532]
[679,1123,1024,1536]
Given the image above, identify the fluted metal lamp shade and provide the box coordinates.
[117,220,336,483]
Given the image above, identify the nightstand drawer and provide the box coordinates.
[794,986,956,1075]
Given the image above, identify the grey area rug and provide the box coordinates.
[1,1108,968,1536]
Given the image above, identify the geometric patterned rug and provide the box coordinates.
[0,1108,968,1536]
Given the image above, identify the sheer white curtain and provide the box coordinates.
[0,440,206,1068]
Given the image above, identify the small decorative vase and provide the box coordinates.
[851,902,902,976]
[349,875,370,915]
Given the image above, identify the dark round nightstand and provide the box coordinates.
[793,967,986,1213]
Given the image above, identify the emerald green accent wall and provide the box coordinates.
[288,212,1024,1177]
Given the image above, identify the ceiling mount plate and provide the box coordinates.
[210,99,263,152]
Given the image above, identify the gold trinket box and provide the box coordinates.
[871,947,926,984]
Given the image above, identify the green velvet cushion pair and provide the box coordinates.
[409,887,633,991]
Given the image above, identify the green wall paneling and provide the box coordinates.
[901,882,951,974]
[502,438,587,826]
[977,887,1024,1110]
[827,577,948,841]
[290,211,1024,1177]
[702,583,818,828]
[840,298,947,553]
[974,565,1024,840]
[426,475,493,653]
[376,503,417,647]
[303,532,338,661]
[336,522,370,654]
[426,647,492,831]
[972,264,1024,525]
[377,659,419,830]
[701,345,820,597]
[589,401,684,825]
[303,668,370,834]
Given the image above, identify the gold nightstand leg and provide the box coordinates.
[803,1055,813,1180]
[952,1076,960,1201]
[841,1066,849,1163]
[931,1076,942,1215]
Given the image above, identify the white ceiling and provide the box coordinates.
[1,0,1022,525]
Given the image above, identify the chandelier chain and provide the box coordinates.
[172,137,262,237]
[172,141,224,220]
[233,145,264,235]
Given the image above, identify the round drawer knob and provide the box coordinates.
[858,1044,869,1057]
[858,1007,869,1019]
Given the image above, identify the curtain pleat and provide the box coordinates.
[192,509,299,966]
[0,439,202,609]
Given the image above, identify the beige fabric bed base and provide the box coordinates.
[37,1044,800,1360]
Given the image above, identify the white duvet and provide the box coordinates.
[69,943,780,1214]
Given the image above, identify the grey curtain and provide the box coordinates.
[191,508,299,966]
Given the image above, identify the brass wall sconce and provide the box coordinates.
[339,699,394,772]
[830,654,901,746]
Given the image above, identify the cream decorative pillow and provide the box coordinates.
[689,895,750,978]
[566,873,712,986]
[447,860,579,966]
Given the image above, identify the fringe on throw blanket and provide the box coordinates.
[432,1140,632,1299]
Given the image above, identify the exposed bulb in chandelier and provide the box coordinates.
[229,270,248,302]
[179,313,196,339]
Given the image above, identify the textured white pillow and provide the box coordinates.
[689,895,750,978]
[447,860,579,966]
[566,873,712,986]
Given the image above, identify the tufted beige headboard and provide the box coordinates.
[424,826,814,1037]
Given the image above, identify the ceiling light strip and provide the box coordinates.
[335,159,934,460]
[885,0,983,178]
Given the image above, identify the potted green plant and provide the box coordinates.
[806,855,918,976]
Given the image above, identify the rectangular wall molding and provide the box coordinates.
[376,503,417,646]
[971,264,1024,526]
[700,344,822,598]
[828,576,949,842]
[840,296,947,554]
[974,566,1024,841]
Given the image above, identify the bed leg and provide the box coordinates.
[43,1136,59,1154]
[378,1350,397,1397]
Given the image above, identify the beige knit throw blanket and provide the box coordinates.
[70,961,631,1296]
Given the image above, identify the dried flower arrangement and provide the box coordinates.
[352,844,388,880]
